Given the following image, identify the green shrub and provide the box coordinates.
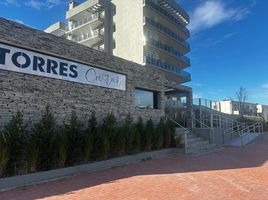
[0,109,177,177]
[153,118,164,150]
[65,111,84,165]
[0,131,9,177]
[5,111,28,176]
[33,105,56,170]
[115,126,126,156]
[134,117,144,152]
[99,113,116,159]
[27,137,39,173]
[123,114,135,154]
[53,128,67,168]
[82,112,97,162]
[163,119,175,148]
[144,119,154,151]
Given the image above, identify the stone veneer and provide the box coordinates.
[0,18,169,127]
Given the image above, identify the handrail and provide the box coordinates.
[224,122,256,136]
[166,115,190,154]
[239,122,261,135]
[193,103,240,129]
[166,116,190,134]
[194,117,211,129]
[238,122,262,145]
[224,121,263,145]
[196,104,240,123]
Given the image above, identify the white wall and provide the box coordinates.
[112,0,144,65]
[220,101,232,115]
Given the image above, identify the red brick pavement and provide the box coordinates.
[1,135,268,200]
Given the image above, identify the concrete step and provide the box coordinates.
[183,133,217,154]
[187,137,203,143]
[187,143,217,154]
[187,134,198,139]
[187,140,209,148]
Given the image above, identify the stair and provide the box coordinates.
[175,127,218,154]
[182,133,217,154]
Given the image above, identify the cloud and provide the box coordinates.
[262,84,268,89]
[189,0,251,33]
[0,0,20,6]
[25,0,64,10]
[191,82,203,87]
[223,32,237,39]
[195,32,237,48]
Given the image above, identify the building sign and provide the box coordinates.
[0,43,126,91]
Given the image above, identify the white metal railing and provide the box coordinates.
[238,122,263,145]
[193,110,239,129]
[72,29,99,43]
[194,117,210,128]
[166,115,190,153]
[224,122,263,145]
[193,102,240,129]
[68,13,99,32]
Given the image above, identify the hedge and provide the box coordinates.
[0,105,176,177]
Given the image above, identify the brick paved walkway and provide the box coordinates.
[1,135,268,200]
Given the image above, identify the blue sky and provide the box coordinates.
[0,0,267,104]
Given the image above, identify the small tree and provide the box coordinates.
[236,86,248,115]
[27,137,39,173]
[134,117,143,152]
[65,111,84,165]
[153,118,164,150]
[100,113,116,159]
[163,119,175,148]
[53,128,68,168]
[33,105,56,170]
[5,111,28,176]
[82,112,97,162]
[123,114,135,154]
[0,130,9,177]
[144,119,154,151]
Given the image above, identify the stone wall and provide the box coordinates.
[0,18,166,127]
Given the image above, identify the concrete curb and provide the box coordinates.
[0,148,182,192]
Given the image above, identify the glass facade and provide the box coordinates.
[147,36,190,65]
[135,89,158,109]
[144,16,190,50]
[144,0,189,35]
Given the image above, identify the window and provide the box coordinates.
[135,88,159,109]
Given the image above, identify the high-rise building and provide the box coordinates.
[45,0,115,55]
[45,0,192,126]
[45,0,190,84]
[113,0,190,84]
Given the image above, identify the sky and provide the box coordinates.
[0,0,267,104]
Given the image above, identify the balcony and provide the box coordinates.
[144,0,189,37]
[146,37,190,67]
[157,0,189,24]
[71,29,104,46]
[66,13,103,34]
[66,0,106,20]
[144,17,190,51]
[144,55,191,82]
